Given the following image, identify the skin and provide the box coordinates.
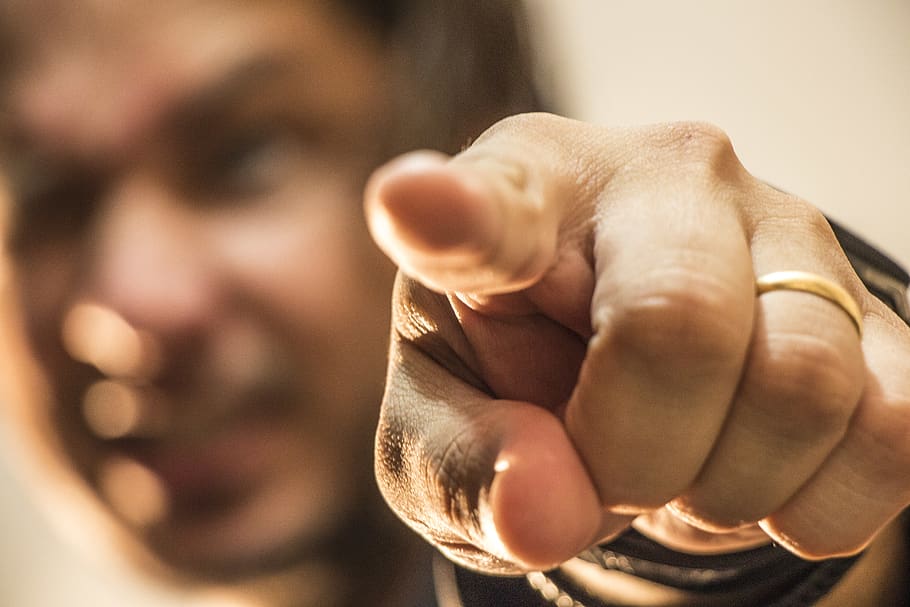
[2,3,907,605]
[366,114,910,603]
[0,2,430,605]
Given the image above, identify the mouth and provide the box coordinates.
[128,419,272,495]
[47,304,358,574]
[95,385,298,529]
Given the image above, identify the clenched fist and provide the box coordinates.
[364,114,910,578]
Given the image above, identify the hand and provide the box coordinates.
[363,113,910,573]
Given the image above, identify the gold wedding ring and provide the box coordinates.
[755,271,863,337]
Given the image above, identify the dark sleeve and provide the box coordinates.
[450,564,552,606]
[829,218,910,323]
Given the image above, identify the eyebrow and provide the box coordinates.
[0,52,304,204]
[162,53,301,138]
[2,51,302,163]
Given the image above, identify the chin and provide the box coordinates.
[137,466,369,583]
[147,527,332,583]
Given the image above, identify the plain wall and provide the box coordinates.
[527,0,910,264]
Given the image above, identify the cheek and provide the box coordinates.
[224,211,370,321]
[2,252,103,486]
[12,246,81,344]
[7,248,97,439]
[211,193,395,363]
[211,203,394,461]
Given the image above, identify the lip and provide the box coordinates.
[89,371,301,488]
[116,408,286,501]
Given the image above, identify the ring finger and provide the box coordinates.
[671,212,866,530]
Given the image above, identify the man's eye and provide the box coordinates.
[3,150,96,227]
[203,131,301,200]
[6,172,101,252]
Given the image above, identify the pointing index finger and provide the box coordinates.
[364,113,606,296]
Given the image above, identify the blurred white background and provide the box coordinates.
[527,0,910,263]
[2,2,908,604]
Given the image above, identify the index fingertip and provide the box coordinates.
[365,151,503,267]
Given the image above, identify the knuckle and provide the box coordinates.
[375,417,408,491]
[764,509,876,560]
[600,266,747,371]
[666,499,746,533]
[472,111,568,146]
[772,526,865,560]
[376,413,523,572]
[423,419,498,537]
[745,332,859,437]
[876,417,910,469]
[757,199,835,243]
[666,120,733,152]
[598,477,680,513]
[434,540,524,575]
[375,404,498,545]
[374,405,424,513]
[855,397,910,482]
[794,202,833,235]
[648,121,740,180]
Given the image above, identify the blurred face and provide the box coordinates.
[0,0,399,583]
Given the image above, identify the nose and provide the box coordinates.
[83,175,218,338]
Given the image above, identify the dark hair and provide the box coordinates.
[339,0,402,34]
[341,0,543,154]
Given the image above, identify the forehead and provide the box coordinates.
[1,0,383,159]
